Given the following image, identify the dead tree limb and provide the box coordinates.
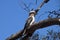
[6,18,60,40]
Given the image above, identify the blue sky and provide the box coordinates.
[0,0,60,40]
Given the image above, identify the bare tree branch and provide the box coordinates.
[6,18,60,40]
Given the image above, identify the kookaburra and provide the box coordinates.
[22,9,38,36]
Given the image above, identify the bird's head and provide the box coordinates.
[29,10,36,16]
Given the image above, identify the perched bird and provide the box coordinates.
[22,10,36,36]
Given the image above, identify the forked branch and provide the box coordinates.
[6,18,60,40]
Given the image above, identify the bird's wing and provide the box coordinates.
[25,17,33,27]
[22,17,33,35]
[24,17,33,30]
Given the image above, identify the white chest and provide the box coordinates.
[30,16,35,25]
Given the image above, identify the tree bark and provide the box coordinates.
[6,18,60,40]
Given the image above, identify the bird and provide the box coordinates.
[22,10,36,36]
